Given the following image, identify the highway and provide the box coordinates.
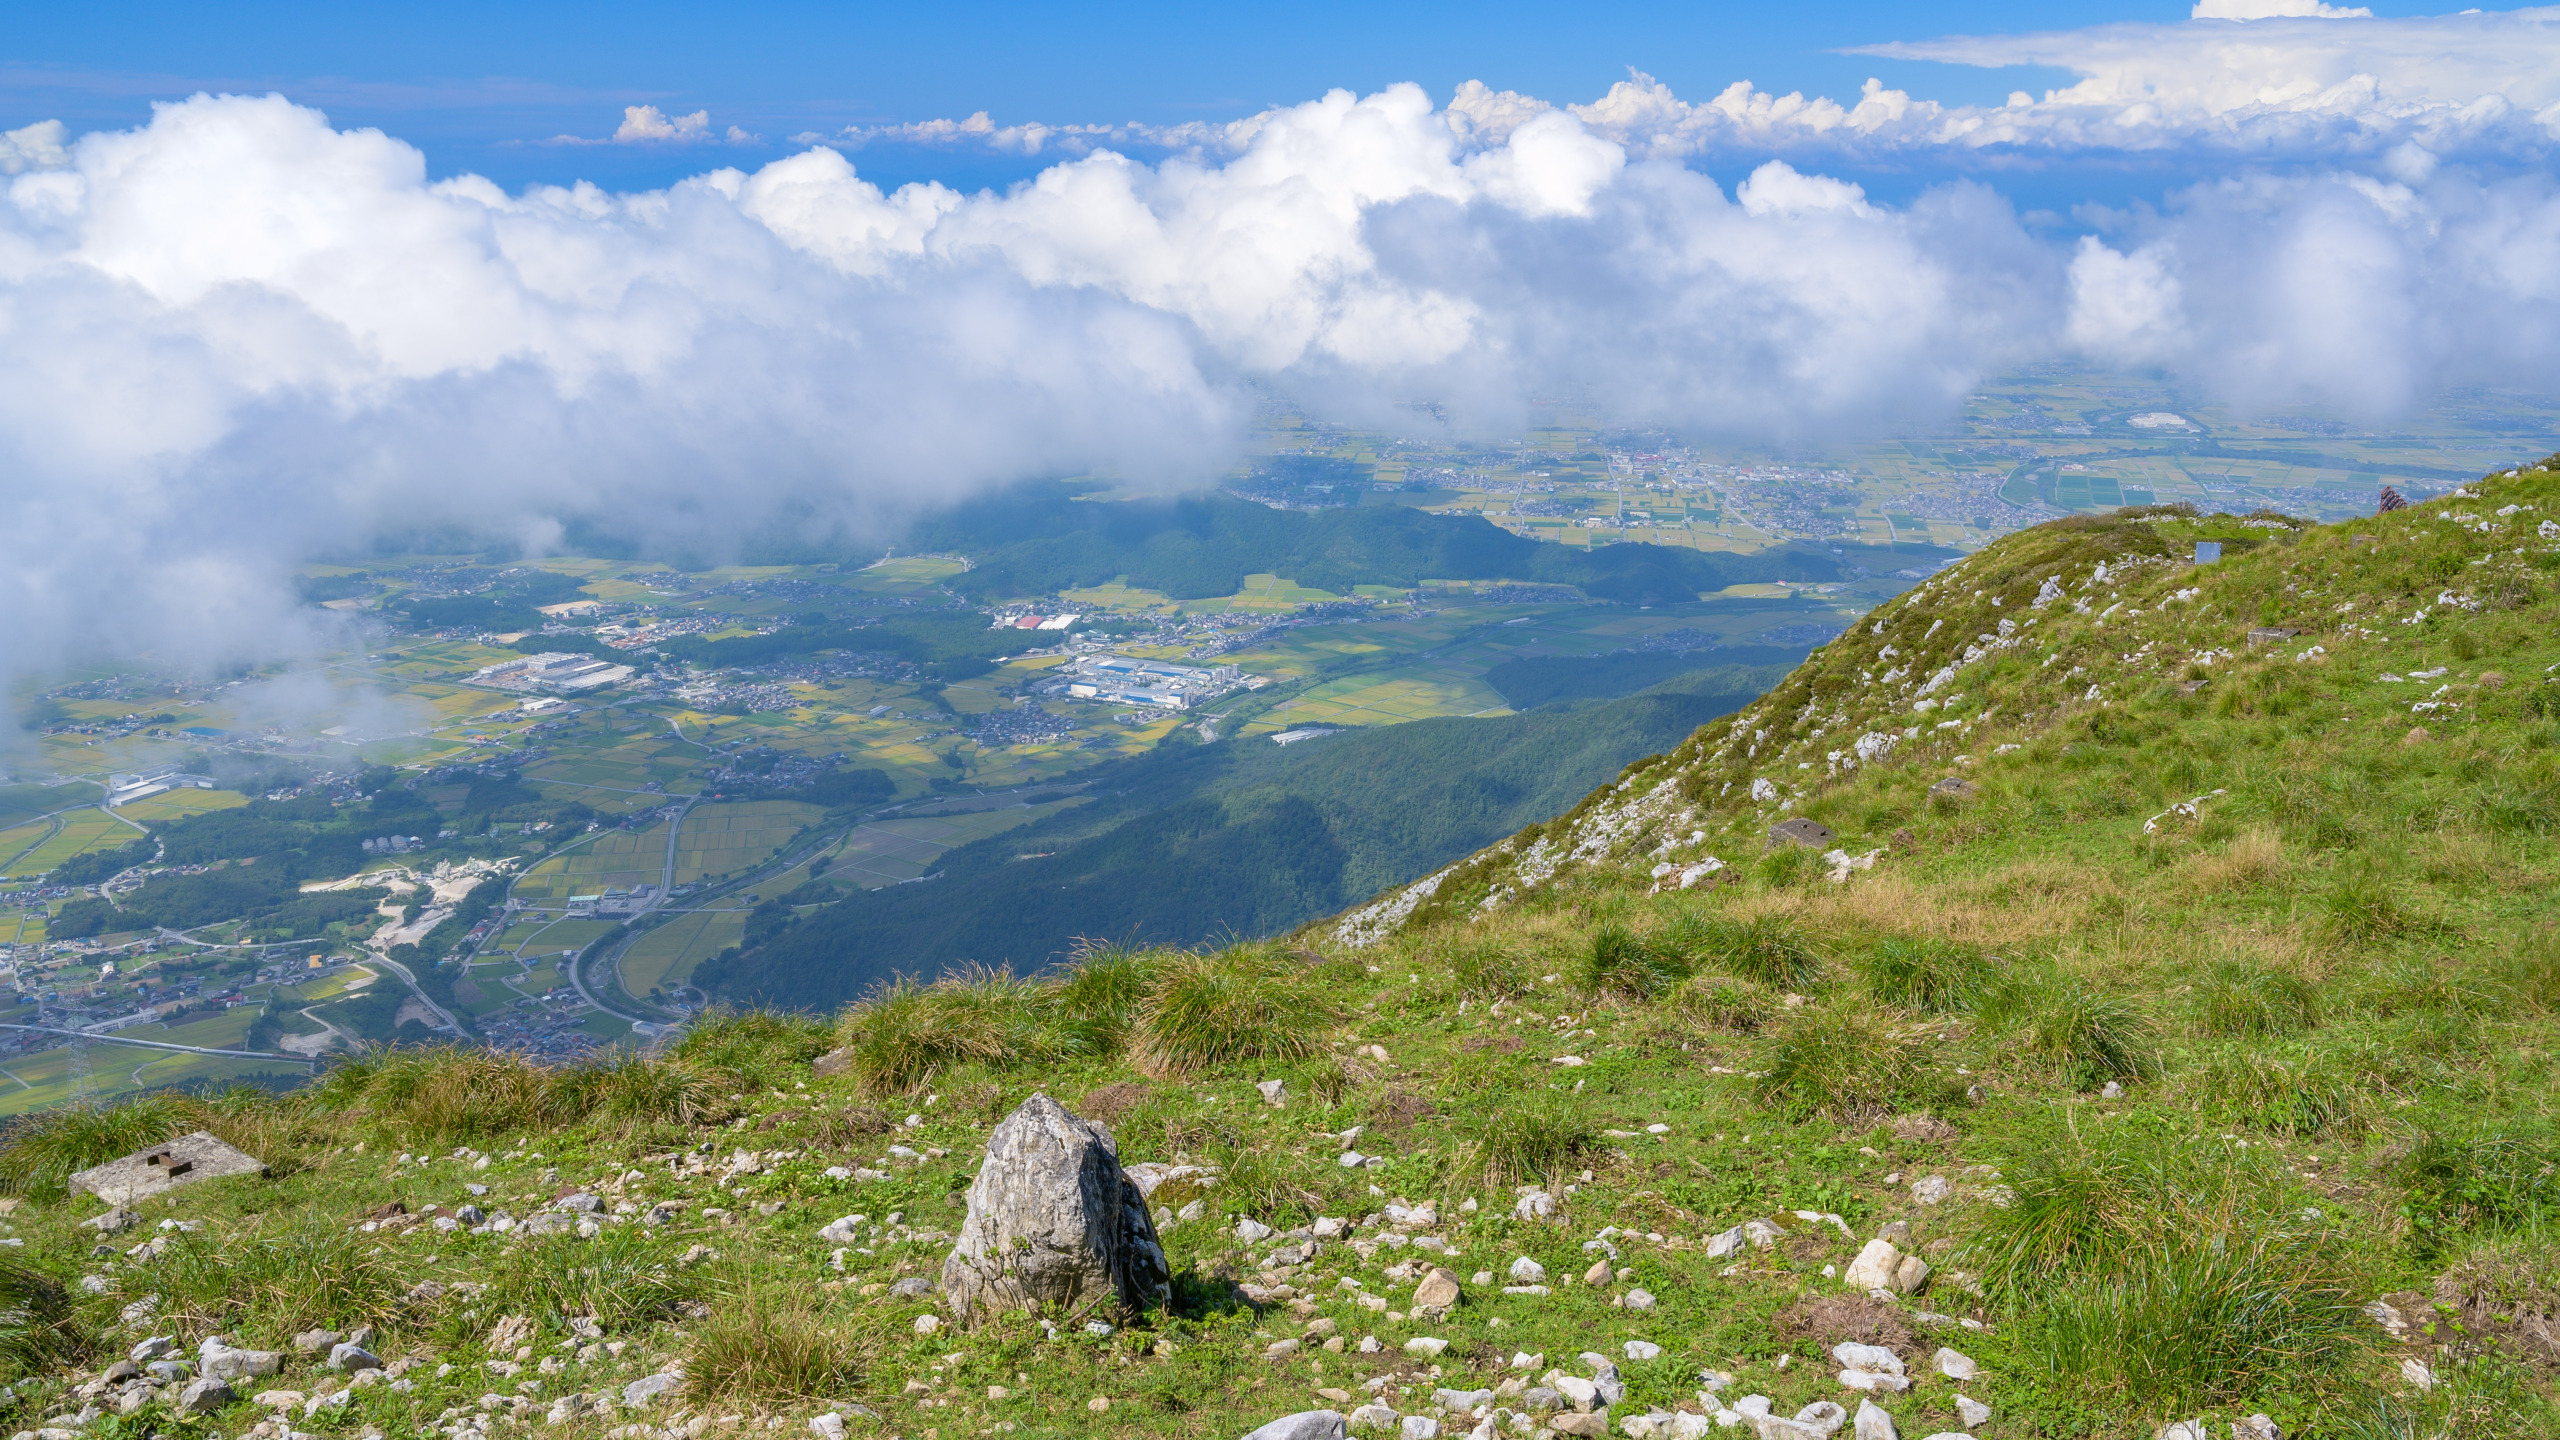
[0,1022,310,1064]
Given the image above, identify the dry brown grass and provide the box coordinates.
[1780,868,2093,950]
[2187,828,2290,892]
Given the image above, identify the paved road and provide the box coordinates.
[365,951,467,1035]
[0,1022,310,1064]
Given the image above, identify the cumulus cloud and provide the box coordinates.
[4,69,2560,721]
[852,9,2560,170]
[550,104,757,146]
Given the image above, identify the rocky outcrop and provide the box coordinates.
[940,1094,1171,1323]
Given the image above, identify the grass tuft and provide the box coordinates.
[1129,945,1334,1079]
[1688,913,1824,991]
[832,967,1062,1096]
[1755,1004,1935,1121]
[1577,923,1691,1000]
[682,1283,869,1403]
[1462,1090,1597,1190]
[1980,969,2156,1088]
[1856,937,1989,1014]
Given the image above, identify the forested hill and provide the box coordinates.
[693,663,1785,1010]
[908,483,1906,606]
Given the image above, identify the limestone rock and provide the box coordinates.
[1853,1399,1897,1440]
[1241,1412,1350,1440]
[1412,1267,1462,1312]
[939,1094,1171,1323]
[1954,1397,1990,1428]
[174,1378,233,1414]
[197,1337,282,1381]
[1550,1414,1610,1438]
[1842,1240,1928,1294]
[1932,1348,1975,1382]
[1507,1256,1546,1283]
[621,1372,683,1408]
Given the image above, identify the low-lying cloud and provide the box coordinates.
[4,37,2560,720]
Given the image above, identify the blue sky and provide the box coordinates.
[0,0,2440,192]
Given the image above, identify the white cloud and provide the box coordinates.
[5,76,2560,714]
[549,104,759,147]
[0,119,68,175]
[2193,0,2372,19]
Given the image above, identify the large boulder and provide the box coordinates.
[940,1094,1172,1323]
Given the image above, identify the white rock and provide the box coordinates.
[807,1415,846,1440]
[1340,1152,1370,1170]
[1954,1397,1989,1428]
[1404,1337,1448,1358]
[1508,1256,1547,1283]
[1237,1217,1276,1242]
[913,1314,942,1335]
[1837,1372,1910,1394]
[1841,1241,1908,1293]
[1831,1345,1902,1376]
[1514,1191,1556,1221]
[1349,1402,1399,1431]
[1624,1341,1661,1361]
[1908,1176,1952,1205]
[1400,1418,1440,1440]
[2156,1423,2208,1440]
[1241,1413,1351,1440]
[1792,1401,1848,1436]
[1853,1399,1897,1440]
[1258,1079,1289,1107]
[1625,1288,1657,1310]
[1932,1348,1974,1382]
[1549,1375,1599,1410]
[2400,1358,2436,1392]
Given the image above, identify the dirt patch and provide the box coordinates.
[754,1108,806,1132]
[1079,1081,1150,1122]
[1891,1114,1959,1143]
[2434,1249,2560,1371]
[1462,1032,1525,1054]
[1368,1089,1438,1131]
[1771,1295,1918,1357]
[815,1106,893,1147]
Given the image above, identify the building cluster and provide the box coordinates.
[361,835,429,855]
[988,611,1081,631]
[566,884,661,918]
[105,771,218,807]
[468,652,634,695]
[1044,654,1256,712]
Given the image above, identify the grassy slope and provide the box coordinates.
[0,475,2554,1440]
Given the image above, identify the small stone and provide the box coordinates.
[1413,1268,1462,1311]
[1403,1337,1448,1358]
[1832,1345,1903,1376]
[808,1414,846,1440]
[2100,1081,2124,1100]
[1258,1080,1289,1107]
[1624,1288,1656,1311]
[2231,1415,2282,1440]
[1238,1218,1276,1243]
[1088,1396,1111,1413]
[1508,1256,1546,1283]
[1582,1258,1613,1286]
[1550,1414,1610,1438]
[1348,1402,1398,1430]
[1853,1399,1898,1440]
[621,1373,682,1409]
[2400,1358,2436,1391]
[1624,1341,1661,1361]
[1240,1412,1350,1440]
[1909,1176,1952,1205]
[889,1276,935,1299]
[174,1379,234,1414]
[1399,1418,1440,1440]
[1932,1348,1975,1382]
[327,1344,382,1373]
[128,1337,175,1365]
[1955,1397,1990,1428]
[913,1314,943,1335]
[1843,1241,1922,1294]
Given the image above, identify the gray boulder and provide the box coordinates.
[197,1336,281,1380]
[174,1377,234,1414]
[1241,1411,1349,1440]
[939,1094,1171,1323]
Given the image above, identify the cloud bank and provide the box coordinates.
[6,9,2560,711]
